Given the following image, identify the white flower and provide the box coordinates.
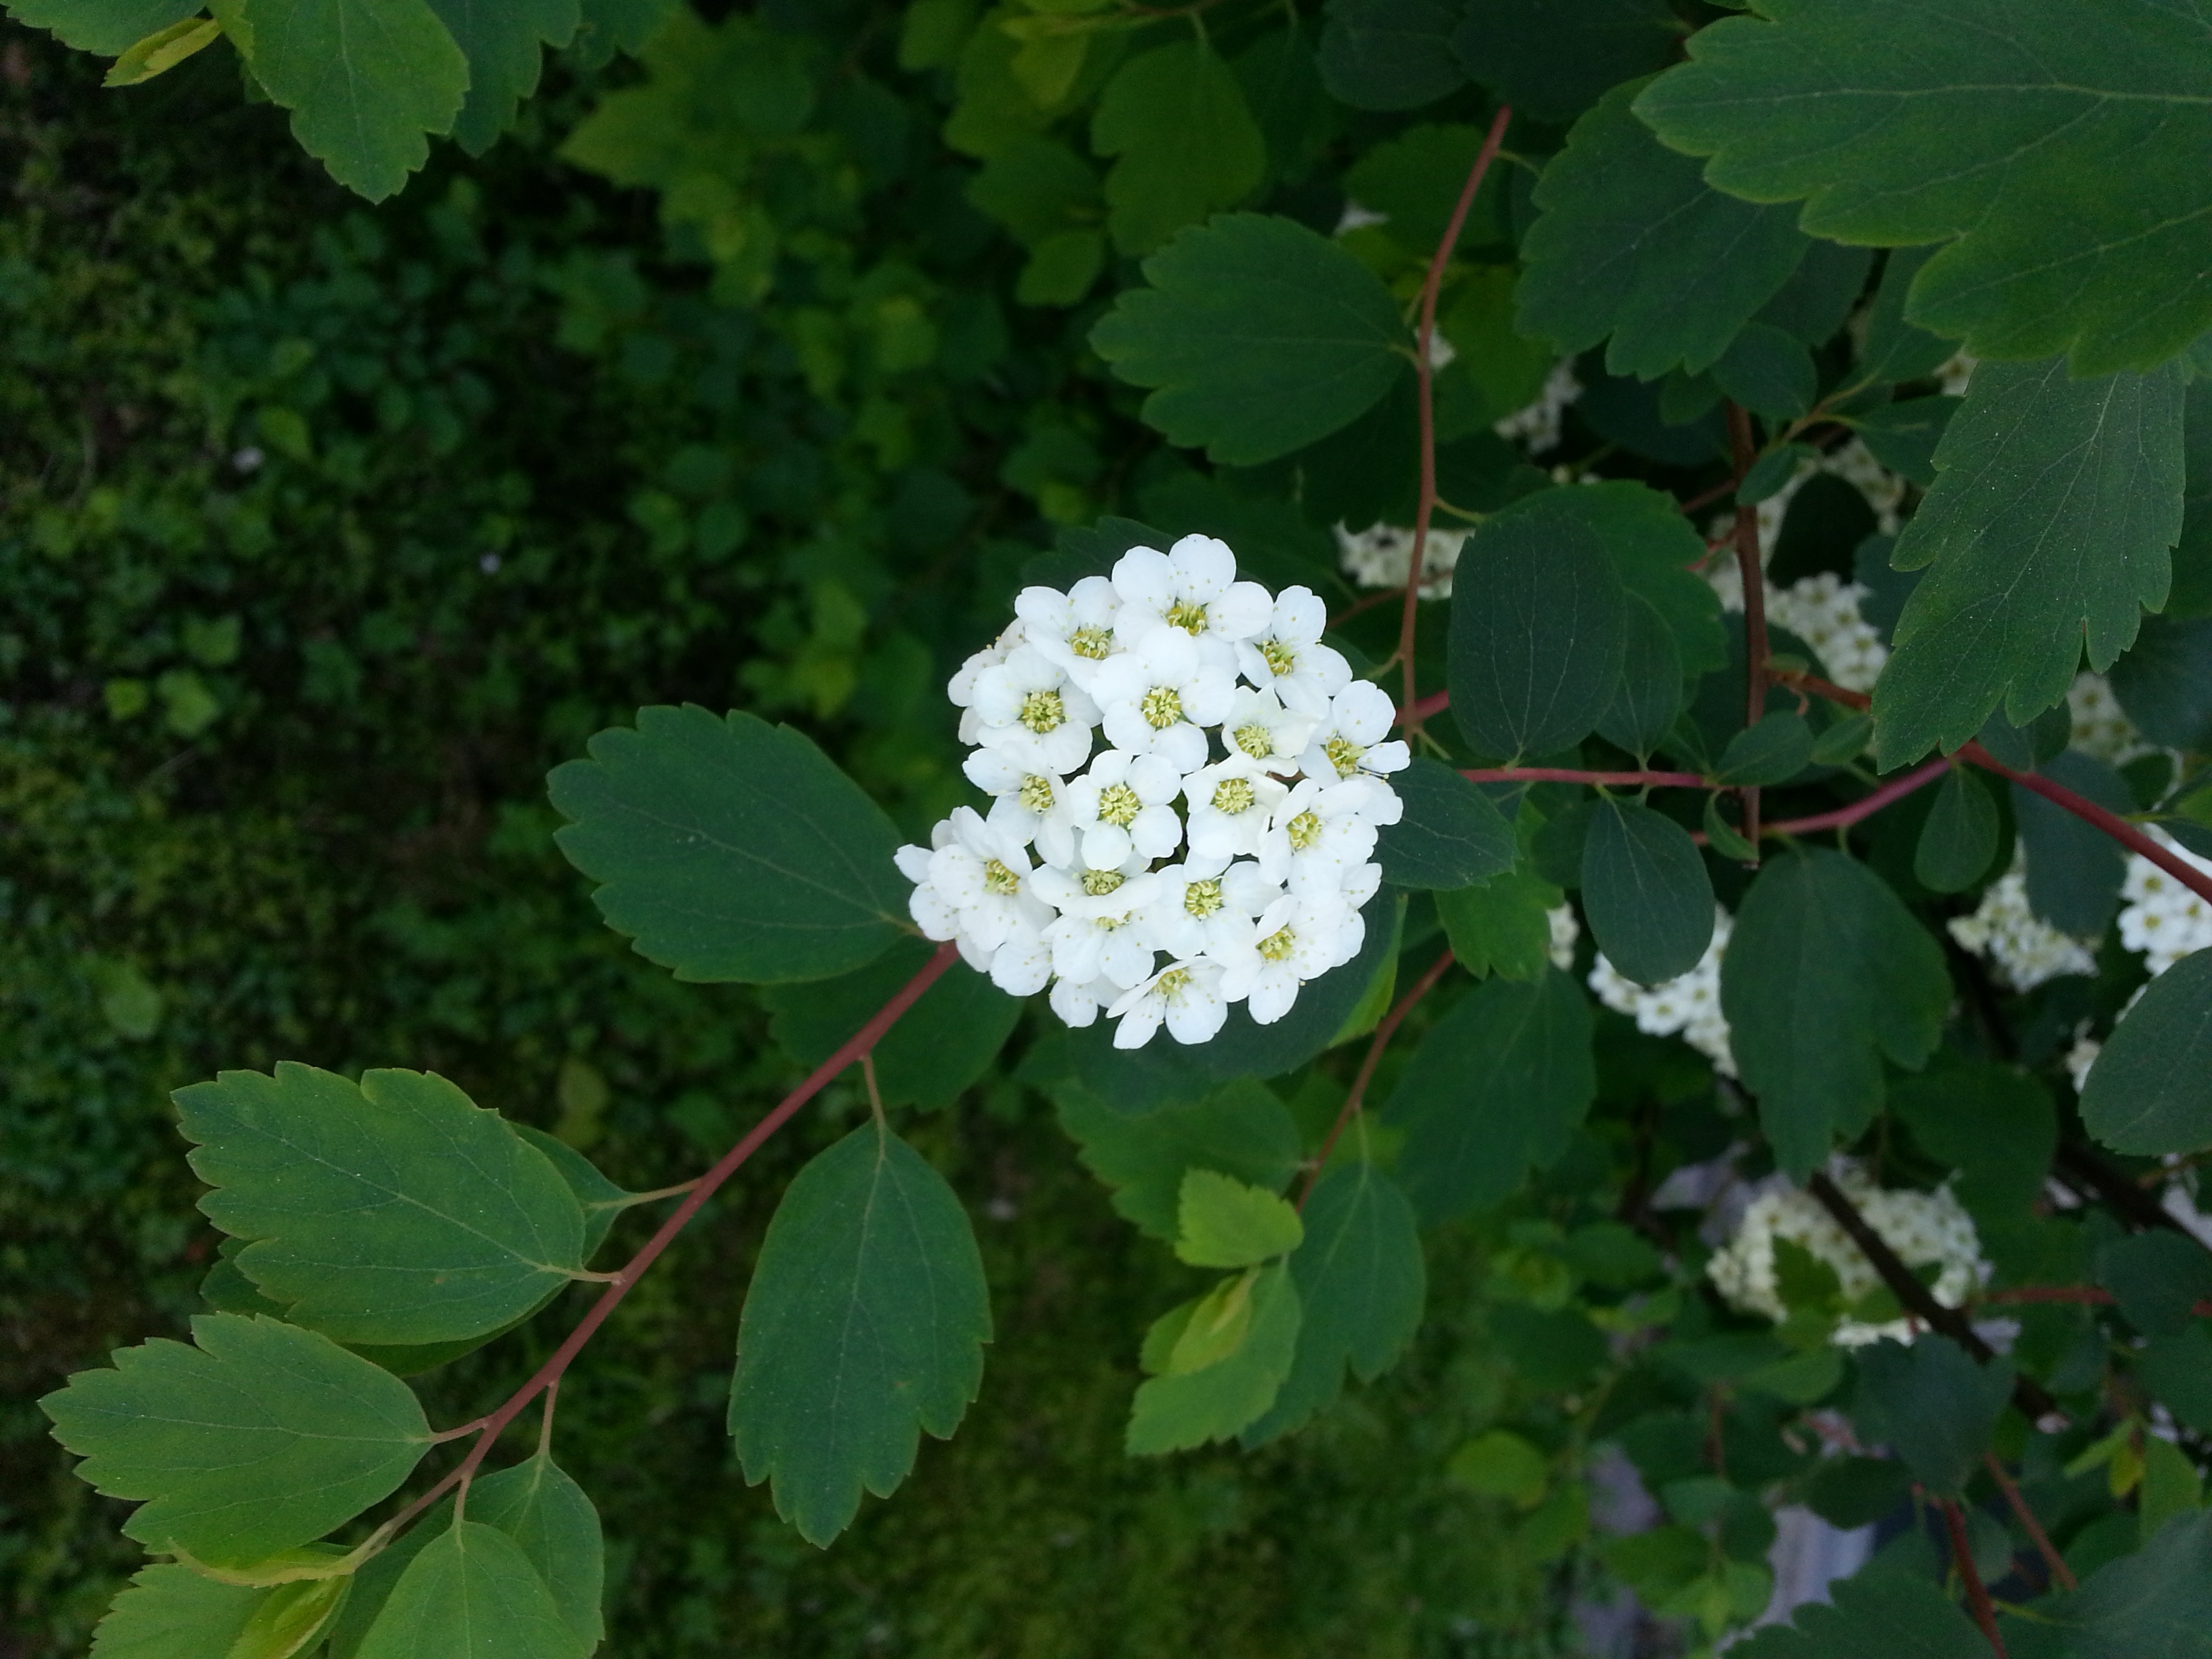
[1089,626,1234,774]
[1547,902,1581,973]
[1183,760,1291,863]
[1218,686,1317,775]
[1015,576,1123,693]
[1110,535,1272,661]
[968,644,1101,775]
[1258,777,1380,893]
[1589,906,1734,1076]
[2117,828,2212,977]
[1235,586,1352,717]
[1218,890,1362,1023]
[948,621,1025,745]
[1048,972,1121,1029]
[1948,854,2096,991]
[1142,858,1280,962]
[964,748,1079,867]
[1298,680,1409,784]
[2068,672,2155,766]
[1109,959,1229,1048]
[895,808,1054,991]
[1492,360,1582,455]
[1061,748,1185,868]
[1034,864,1162,991]
[1335,522,1468,598]
[1765,573,1888,695]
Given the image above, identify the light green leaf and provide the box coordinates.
[1241,1162,1425,1445]
[1054,1078,1301,1241]
[548,705,909,985]
[2081,949,2212,1156]
[1726,1565,1985,1658]
[4,0,197,54]
[1452,0,1676,126]
[91,1565,266,1659]
[1719,849,1949,1178]
[1316,0,1464,110]
[1175,1169,1303,1269]
[327,1516,444,1659]
[41,1313,431,1567]
[728,1123,991,1545]
[1517,79,1809,380]
[1912,768,1999,893]
[466,1454,604,1654]
[175,1063,586,1347]
[104,15,224,86]
[1127,1263,1300,1454]
[1872,354,2185,767]
[1374,757,1516,890]
[1385,967,1595,1223]
[1580,798,1714,987]
[1088,213,1411,466]
[1633,0,2212,374]
[964,136,1101,247]
[1448,1429,1548,1504]
[1435,865,1561,982]
[1090,42,1264,256]
[762,937,1020,1111]
[422,0,580,155]
[229,1576,351,1659]
[209,0,470,204]
[354,1521,580,1659]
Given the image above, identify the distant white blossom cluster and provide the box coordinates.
[1763,571,1889,695]
[1589,906,1738,1076]
[1545,902,1581,972]
[1334,522,1467,598]
[1706,436,1906,575]
[897,536,1406,1050]
[1947,857,2099,991]
[2066,672,2155,766]
[1708,1162,1986,1347]
[2118,828,2212,977]
[1493,360,1583,455]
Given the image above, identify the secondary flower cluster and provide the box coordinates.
[895,536,1407,1050]
[1589,906,1738,1077]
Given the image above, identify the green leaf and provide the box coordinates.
[2066,1509,2212,1659]
[1801,1457,1912,1532]
[1702,790,1758,861]
[1633,0,2212,374]
[1912,768,1999,893]
[1435,865,1561,981]
[727,1122,991,1545]
[104,15,224,86]
[1738,443,1810,506]
[1711,322,1815,422]
[207,0,469,203]
[2081,949,2212,1156]
[1374,757,1516,890]
[1385,966,1595,1223]
[228,1576,350,1659]
[2112,615,2212,751]
[1089,213,1410,466]
[511,1125,629,1262]
[327,1516,445,1659]
[965,136,1101,246]
[91,1565,267,1659]
[548,705,908,985]
[1719,849,1949,1177]
[41,1313,430,1567]
[762,937,1019,1111]
[465,1454,603,1654]
[1597,593,1687,759]
[2097,1233,2212,1339]
[1126,1264,1300,1453]
[1315,0,1463,111]
[4,0,197,54]
[1580,798,1715,987]
[354,1521,579,1659]
[1727,1565,1986,1658]
[1341,123,1510,253]
[1090,43,1263,256]
[1809,712,1872,768]
[1888,1063,2054,1218]
[2013,752,2133,937]
[1755,240,1874,350]
[1517,79,1809,380]
[174,1064,586,1346]
[1871,354,2186,766]
[422,0,580,155]
[1715,711,1812,786]
[1853,247,1961,390]
[1853,396,1955,487]
[2140,1437,2205,1538]
[1241,1162,1425,1445]
[1021,1019,1214,1120]
[1448,1429,1548,1504]
[1175,1169,1303,1269]
[1851,1338,2011,1498]
[1452,0,1675,125]
[1448,507,1627,759]
[1055,1079,1300,1240]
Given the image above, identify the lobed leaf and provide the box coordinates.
[91,1565,268,1659]
[1126,1264,1301,1454]
[1090,43,1265,256]
[423,0,581,156]
[1174,1169,1303,1269]
[3,0,198,55]
[1851,1339,2011,1498]
[1727,1565,1985,1658]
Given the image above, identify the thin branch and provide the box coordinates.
[1941,1496,2010,1656]
[1962,742,2212,909]
[2055,1142,2212,1249]
[1399,104,1512,722]
[1982,1452,2077,1593]
[1331,586,1402,628]
[1399,687,1450,727]
[1300,949,1455,1209]
[1460,766,1705,787]
[1759,757,1951,840]
[1767,665,1868,712]
[1726,403,1767,859]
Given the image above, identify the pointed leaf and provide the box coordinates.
[1715,711,1812,787]
[228,1576,350,1659]
[1581,798,1715,987]
[728,1124,991,1545]
[2081,949,2212,1156]
[1720,849,1949,1177]
[1055,1078,1301,1240]
[41,1313,431,1567]
[1888,1063,2055,1219]
[762,937,1021,1111]
[1851,1339,2011,1498]
[422,0,581,155]
[91,1565,267,1659]
[1374,756,1515,890]
[175,1064,586,1346]
[3,0,197,54]
[354,1521,580,1659]
[1436,865,1563,981]
[1091,42,1265,255]
[466,1454,603,1653]
[548,705,909,985]
[1174,1169,1303,1268]
[1498,480,1726,676]
[2066,1509,2212,1658]
[1912,768,1999,893]
[104,16,224,86]
[1126,1263,1300,1453]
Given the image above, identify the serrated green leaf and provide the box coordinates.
[1374,757,1515,890]
[728,1122,991,1545]
[1448,507,1626,760]
[1719,849,1949,1177]
[1090,42,1263,256]
[1598,593,1687,759]
[104,15,224,86]
[1451,0,1675,125]
[465,1454,603,1653]
[2013,752,2132,937]
[1315,0,1462,110]
[1889,1063,2054,1219]
[1755,239,1872,349]
[1054,1078,1300,1240]
[548,705,908,985]
[1872,355,2185,766]
[422,0,580,155]
[2097,1233,2212,1339]
[354,1521,579,1659]
[1342,123,1509,253]
[41,1313,431,1567]
[1126,1263,1300,1453]
[1089,213,1410,466]
[1241,1161,1425,1445]
[1912,767,1999,893]
[174,1063,585,1347]
[1581,798,1715,987]
[1715,711,1811,786]
[1853,247,1961,391]
[2081,949,2212,1155]
[1851,1338,2011,1498]
[1021,1018,1214,1120]
[91,1564,268,1659]
[1385,966,1595,1222]
[1435,865,1561,981]
[1852,396,1954,487]
[1727,1565,1985,1658]
[1175,1169,1303,1268]
[1517,79,1809,380]
[5,0,197,54]
[2066,1509,2212,1659]
[1634,0,2212,374]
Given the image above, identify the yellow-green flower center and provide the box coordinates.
[983,858,1021,895]
[1233,722,1273,760]
[1097,782,1142,827]
[1019,775,1056,813]
[1082,868,1124,896]
[1155,966,1193,999]
[1020,688,1067,734]
[1165,599,1208,635]
[1069,624,1113,659]
[1257,926,1296,962]
[1286,810,1323,851]
[1212,777,1256,815]
[1259,637,1297,677]
[1140,686,1183,729]
[1183,879,1223,919]
[1323,735,1364,778]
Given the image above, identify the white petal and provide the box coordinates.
[1112,546,1173,611]
[1050,975,1101,1027]
[1334,680,1396,743]
[1128,752,1183,800]
[894,844,935,883]
[956,932,997,974]
[1168,533,1237,599]
[1082,823,1134,868]
[1273,587,1326,644]
[1012,586,1073,634]
[1208,582,1273,641]
[910,886,960,939]
[1130,804,1183,859]
[1099,929,1155,989]
[1112,998,1166,1049]
[1247,971,1297,1025]
[1361,739,1411,775]
[962,746,1027,794]
[991,930,1053,995]
[1164,985,1228,1044]
[1153,723,1210,775]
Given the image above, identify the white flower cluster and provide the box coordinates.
[1946,854,2099,991]
[1545,902,1582,972]
[1493,360,1583,455]
[2067,672,2155,766]
[2118,828,2212,977]
[897,536,1408,1050]
[1588,906,1738,1076]
[1334,522,1467,598]
[1708,1163,1986,1348]
[1763,571,1890,694]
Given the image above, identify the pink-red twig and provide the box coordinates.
[1757,756,1951,840]
[1983,1452,2076,1593]
[1963,742,2212,909]
[1941,1496,2009,1656]
[1727,405,1767,860]
[1300,949,1455,1209]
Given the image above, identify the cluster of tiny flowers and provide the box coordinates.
[2117,828,2212,977]
[1334,522,1468,598]
[1493,360,1583,455]
[1708,1162,1986,1347]
[1705,438,1906,574]
[896,535,1408,1050]
[1545,902,1581,972]
[1763,572,1889,694]
[1946,853,2098,991]
[1588,906,1738,1076]
[2067,672,2156,765]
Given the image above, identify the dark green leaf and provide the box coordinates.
[1231,25,1335,189]
[5,0,197,55]
[1020,1019,1214,1119]
[1340,123,1510,253]
[1889,1063,2054,1218]
[1633,0,2212,373]
[762,937,1019,1111]
[1517,80,1809,380]
[2013,752,2133,937]
[1871,355,2186,768]
[90,1565,266,1659]
[1127,1264,1300,1452]
[1054,1079,1301,1240]
[727,1123,991,1545]
[1738,443,1811,506]
[1530,798,1596,890]
[2081,949,2212,1155]
[328,1515,446,1659]
[41,1313,430,1568]
[1315,0,1464,111]
[1385,967,1595,1222]
[1727,1565,1986,1658]
[1720,848,1950,1176]
[966,138,1101,247]
[354,1521,579,1659]
[1800,1458,1912,1532]
[423,0,579,155]
[1852,1339,2011,1499]
[510,1126,629,1263]
[2175,374,2212,621]
[1504,480,1726,676]
[1191,891,1405,1080]
[1581,798,1715,986]
[2065,1509,2212,1659]
[1711,323,1815,422]
[2097,1233,2212,1339]
[464,1455,602,1653]
[1448,510,1626,759]
[1375,757,1515,890]
[1854,247,1961,390]
[1435,866,1562,981]
[1452,0,1676,125]
[174,1064,586,1346]
[1090,43,1265,256]
[1755,240,1873,349]
[2112,615,2212,751]
[1716,711,1812,787]
[1241,1162,1425,1444]
[1089,213,1410,466]
[1702,790,1758,861]
[1597,593,1687,759]
[573,0,672,62]
[2138,1326,2212,1439]
[1851,396,1955,487]
[1912,768,1999,893]
[548,705,908,985]
[1810,713,1871,767]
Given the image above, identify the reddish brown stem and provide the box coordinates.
[1963,742,2212,909]
[1399,687,1451,727]
[1300,949,1455,1208]
[1982,1451,2078,1593]
[1727,403,1767,860]
[1941,1496,2009,1656]
[1399,104,1512,721]
[1755,757,1952,840]
[1677,476,1739,518]
[1460,766,1705,787]
[1332,587,1402,628]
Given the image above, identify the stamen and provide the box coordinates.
[1257,927,1295,962]
[1019,775,1056,813]
[1165,600,1208,636]
[1323,735,1364,778]
[1020,688,1067,734]
[983,858,1021,895]
[1069,624,1113,659]
[1082,868,1124,896]
[1233,723,1273,760]
[1286,811,1323,851]
[1211,777,1256,815]
[1183,879,1223,919]
[1097,783,1143,827]
[1140,686,1183,729]
[1259,638,1296,677]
